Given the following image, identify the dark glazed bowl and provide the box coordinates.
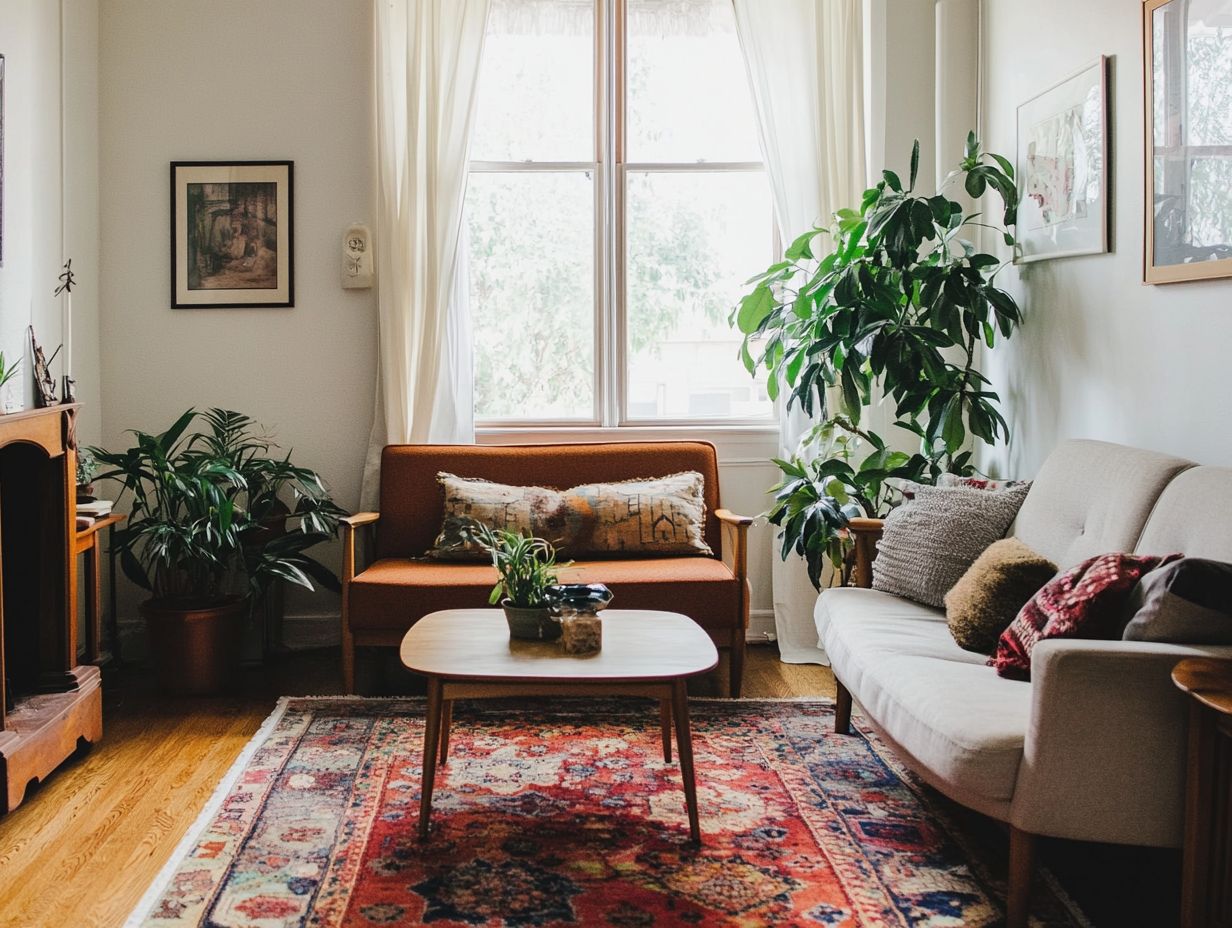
[544,583,614,615]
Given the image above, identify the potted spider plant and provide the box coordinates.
[90,408,344,694]
[470,524,569,641]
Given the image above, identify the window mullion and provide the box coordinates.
[598,0,623,428]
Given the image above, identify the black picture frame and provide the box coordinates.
[170,160,294,308]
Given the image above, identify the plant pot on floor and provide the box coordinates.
[141,595,248,695]
[502,601,561,641]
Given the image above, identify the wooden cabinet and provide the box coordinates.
[1173,658,1232,928]
[0,404,102,812]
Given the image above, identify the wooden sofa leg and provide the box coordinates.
[729,629,746,698]
[1006,826,1035,928]
[834,679,853,734]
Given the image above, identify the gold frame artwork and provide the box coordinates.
[1143,0,1232,284]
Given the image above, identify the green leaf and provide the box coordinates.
[740,338,756,374]
[882,169,903,193]
[965,169,987,199]
[909,140,920,191]
[990,152,1015,179]
[785,229,822,261]
[942,397,966,452]
[736,284,775,333]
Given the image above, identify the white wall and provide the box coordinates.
[0,0,100,442]
[881,0,937,193]
[981,0,1232,477]
[98,0,378,637]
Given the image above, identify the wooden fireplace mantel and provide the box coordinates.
[0,403,102,813]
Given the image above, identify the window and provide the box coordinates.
[467,0,775,426]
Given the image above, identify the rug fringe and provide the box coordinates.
[121,697,294,928]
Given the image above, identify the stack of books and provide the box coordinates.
[76,499,114,530]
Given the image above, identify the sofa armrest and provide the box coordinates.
[341,511,380,530]
[846,518,883,589]
[341,512,380,584]
[1011,638,1232,846]
[716,509,753,629]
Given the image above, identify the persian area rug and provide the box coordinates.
[126,698,1087,927]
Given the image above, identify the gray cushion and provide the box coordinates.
[815,587,1031,806]
[873,483,1030,608]
[1011,439,1192,569]
[1122,558,1232,644]
[1136,466,1232,563]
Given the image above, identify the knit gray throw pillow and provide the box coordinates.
[872,483,1032,608]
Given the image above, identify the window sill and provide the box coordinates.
[475,423,781,461]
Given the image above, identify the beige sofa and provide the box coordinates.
[816,439,1232,927]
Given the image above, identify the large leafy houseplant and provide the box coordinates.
[734,135,1023,587]
[91,409,345,692]
[93,408,344,604]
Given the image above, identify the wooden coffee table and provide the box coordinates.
[400,608,719,842]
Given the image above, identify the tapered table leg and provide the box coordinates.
[439,700,453,765]
[419,677,443,840]
[659,699,673,762]
[671,680,701,843]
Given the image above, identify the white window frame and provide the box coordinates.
[470,0,777,431]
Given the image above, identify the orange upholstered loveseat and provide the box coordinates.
[340,442,753,695]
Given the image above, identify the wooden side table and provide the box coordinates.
[74,512,125,664]
[1172,658,1232,928]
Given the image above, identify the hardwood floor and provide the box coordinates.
[0,645,1179,928]
[0,645,831,928]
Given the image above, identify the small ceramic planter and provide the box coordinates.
[502,601,561,641]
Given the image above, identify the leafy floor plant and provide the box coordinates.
[733,135,1023,587]
[92,408,345,608]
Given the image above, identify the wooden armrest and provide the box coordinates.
[846,517,883,589]
[341,512,379,585]
[716,509,752,633]
[846,517,885,534]
[716,509,752,584]
[341,511,380,529]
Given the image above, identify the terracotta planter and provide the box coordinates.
[501,601,560,641]
[141,595,248,695]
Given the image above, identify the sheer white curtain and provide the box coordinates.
[363,0,490,508]
[733,0,866,663]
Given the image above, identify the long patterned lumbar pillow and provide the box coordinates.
[429,470,713,559]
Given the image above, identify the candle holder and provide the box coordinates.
[55,259,75,405]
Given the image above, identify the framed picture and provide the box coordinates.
[1144,0,1232,284]
[1015,57,1109,263]
[170,161,293,307]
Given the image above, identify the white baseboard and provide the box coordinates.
[749,608,776,643]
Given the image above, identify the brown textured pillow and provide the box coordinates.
[430,471,713,559]
[944,538,1057,653]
